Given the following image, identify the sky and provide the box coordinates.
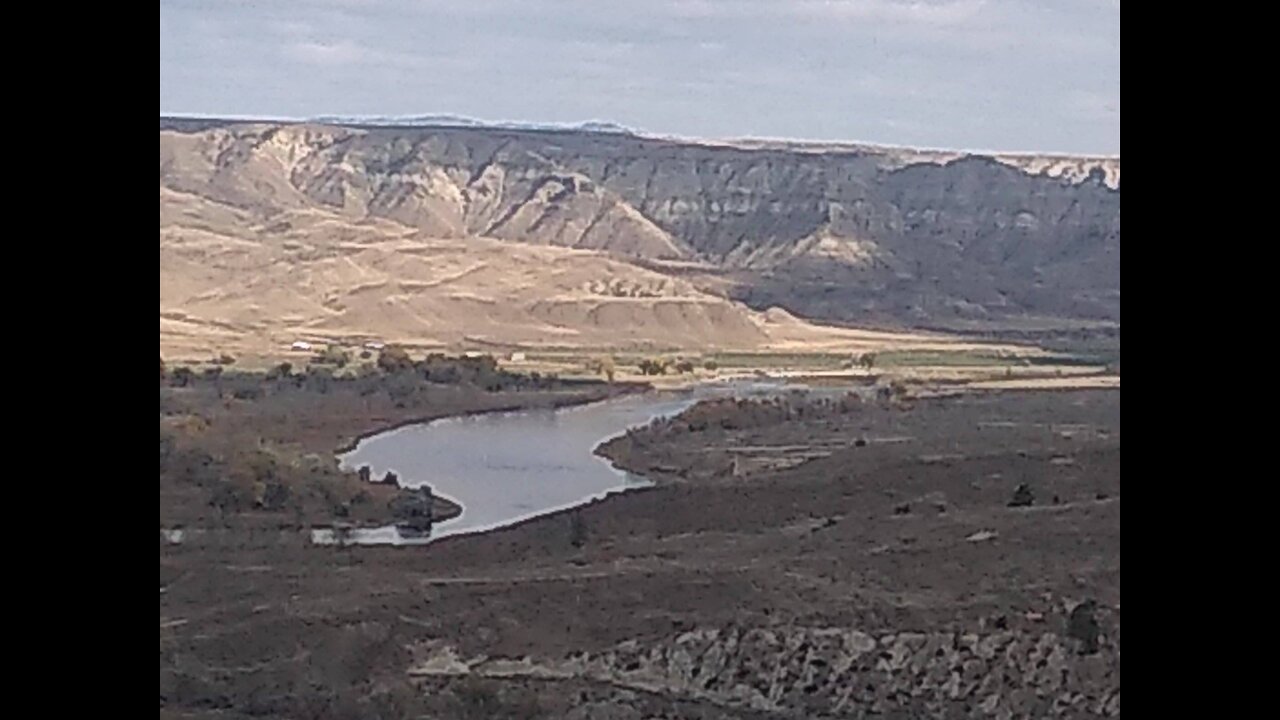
[159,0,1120,155]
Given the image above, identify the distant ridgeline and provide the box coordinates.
[160,117,1118,331]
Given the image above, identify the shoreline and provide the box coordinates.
[332,381,650,456]
[161,360,652,533]
[333,381,652,533]
[594,380,1122,482]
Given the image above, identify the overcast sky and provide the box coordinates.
[159,1,1119,155]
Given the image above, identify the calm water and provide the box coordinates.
[319,379,843,545]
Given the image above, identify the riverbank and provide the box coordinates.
[339,389,708,541]
[160,358,647,531]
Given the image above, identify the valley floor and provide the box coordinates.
[160,374,1119,719]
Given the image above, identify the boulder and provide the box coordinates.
[1008,483,1035,507]
[1067,600,1100,655]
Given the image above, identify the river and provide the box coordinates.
[314,379,847,545]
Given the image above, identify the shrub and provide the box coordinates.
[377,345,413,373]
[170,367,194,387]
[209,482,250,513]
[587,356,616,382]
[385,374,419,401]
[1067,600,1100,654]
[266,362,293,380]
[314,346,351,368]
[258,481,290,511]
[304,366,335,394]
[638,358,667,376]
[1008,483,1034,507]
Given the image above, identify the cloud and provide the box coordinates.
[279,37,436,71]
[792,0,990,25]
[282,40,370,66]
[660,0,988,25]
[159,0,1120,154]
[272,20,315,37]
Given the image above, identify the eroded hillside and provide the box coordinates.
[160,119,1119,355]
[161,176,990,360]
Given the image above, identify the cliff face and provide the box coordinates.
[160,118,1119,331]
[537,139,1119,326]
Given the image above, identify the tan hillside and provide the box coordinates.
[159,121,1105,359]
[162,119,1120,334]
[159,124,688,259]
[160,213,754,356]
[160,187,989,360]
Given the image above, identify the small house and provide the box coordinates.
[291,341,312,351]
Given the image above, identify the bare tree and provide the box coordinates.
[589,355,616,382]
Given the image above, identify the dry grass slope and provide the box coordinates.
[160,126,1026,360]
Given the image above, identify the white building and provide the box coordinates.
[291,341,312,351]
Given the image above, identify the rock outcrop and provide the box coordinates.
[411,621,1121,718]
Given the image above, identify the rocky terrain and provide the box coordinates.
[160,118,1119,355]
[160,384,1119,719]
[411,620,1119,719]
